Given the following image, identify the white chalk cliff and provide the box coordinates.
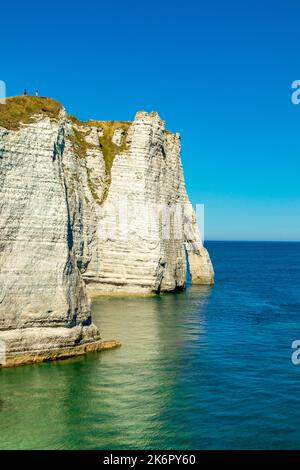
[0,96,214,367]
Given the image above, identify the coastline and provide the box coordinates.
[0,339,121,369]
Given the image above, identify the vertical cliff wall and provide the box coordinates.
[78,110,214,293]
[0,98,103,366]
[0,96,213,367]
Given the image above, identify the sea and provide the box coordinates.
[1,242,300,450]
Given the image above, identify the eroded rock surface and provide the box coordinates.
[83,111,214,294]
[0,97,213,366]
[0,109,102,365]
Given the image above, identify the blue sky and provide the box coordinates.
[1,0,300,240]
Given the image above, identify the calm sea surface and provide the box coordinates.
[1,242,300,449]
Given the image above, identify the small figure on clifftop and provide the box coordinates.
[23,88,27,96]
[35,90,38,97]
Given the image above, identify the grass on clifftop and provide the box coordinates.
[0,96,62,130]
[68,126,90,160]
[67,116,131,203]
[90,120,131,176]
[68,117,131,169]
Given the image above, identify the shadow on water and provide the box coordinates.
[84,285,213,449]
[0,285,212,450]
[2,242,300,449]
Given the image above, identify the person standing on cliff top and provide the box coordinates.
[35,90,38,97]
[23,88,27,96]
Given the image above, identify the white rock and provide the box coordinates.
[0,105,214,366]
[112,128,125,146]
[0,112,100,365]
[83,111,214,294]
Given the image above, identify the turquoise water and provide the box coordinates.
[1,242,300,449]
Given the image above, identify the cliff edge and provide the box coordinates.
[0,96,213,367]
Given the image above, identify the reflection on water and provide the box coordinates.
[92,287,212,449]
[0,287,211,450]
[1,242,300,449]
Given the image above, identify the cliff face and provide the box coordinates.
[0,106,105,366]
[0,96,213,366]
[82,111,214,293]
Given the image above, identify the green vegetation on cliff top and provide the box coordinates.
[67,115,131,204]
[68,115,131,173]
[0,96,131,205]
[0,96,62,130]
[90,120,131,175]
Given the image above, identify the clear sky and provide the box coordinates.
[1,0,300,240]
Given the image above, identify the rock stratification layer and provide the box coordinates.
[83,111,214,293]
[0,96,213,367]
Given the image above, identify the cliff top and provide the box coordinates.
[0,97,172,135]
[0,96,134,133]
[67,116,132,202]
[0,96,63,130]
[68,114,131,127]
